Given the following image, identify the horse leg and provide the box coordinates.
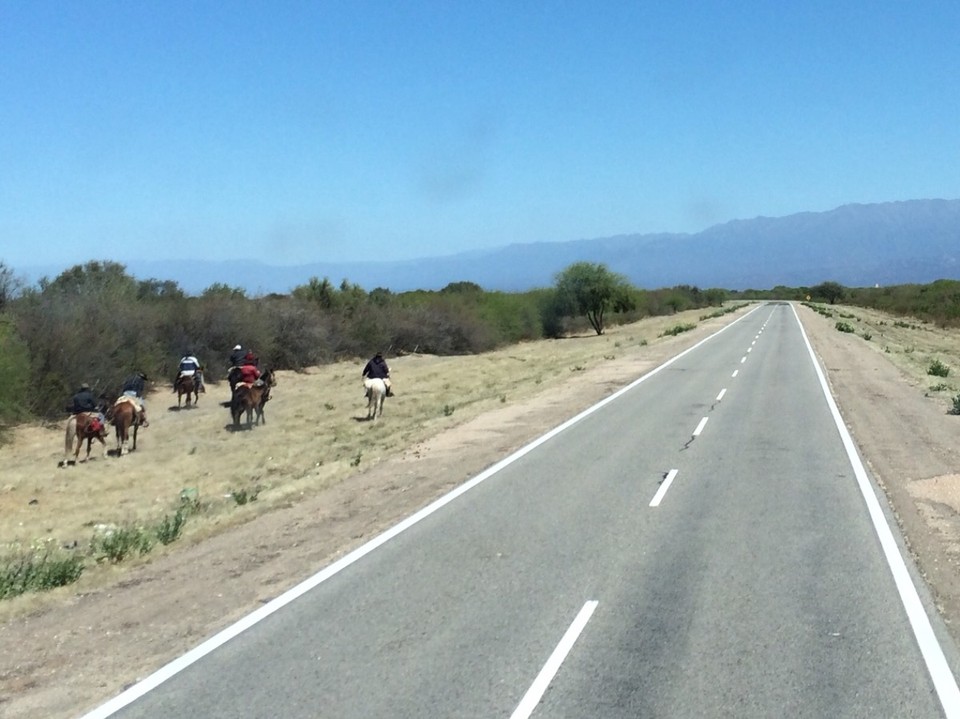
[131,421,138,451]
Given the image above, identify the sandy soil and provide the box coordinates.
[1,302,959,718]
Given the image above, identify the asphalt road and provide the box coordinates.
[94,303,960,718]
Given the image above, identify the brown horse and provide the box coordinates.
[230,368,276,430]
[108,396,146,456]
[60,412,108,466]
[175,372,199,408]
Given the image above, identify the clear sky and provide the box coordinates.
[2,1,959,271]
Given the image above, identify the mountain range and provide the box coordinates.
[18,199,960,295]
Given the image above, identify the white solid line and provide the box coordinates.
[716,388,727,402]
[791,304,960,717]
[510,601,599,719]
[650,469,679,507]
[732,369,739,378]
[80,307,764,719]
[693,417,708,436]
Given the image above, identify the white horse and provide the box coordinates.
[363,378,386,421]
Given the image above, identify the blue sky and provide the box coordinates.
[2,1,959,271]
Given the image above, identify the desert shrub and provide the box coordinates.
[155,508,188,545]
[230,485,261,506]
[0,542,85,599]
[90,523,153,563]
[928,360,950,377]
[835,321,855,333]
[952,394,960,416]
[660,323,696,337]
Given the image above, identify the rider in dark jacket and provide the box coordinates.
[362,352,394,397]
[229,344,246,368]
[68,384,97,414]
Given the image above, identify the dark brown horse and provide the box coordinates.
[230,368,276,430]
[60,412,108,466]
[108,396,147,456]
[175,372,200,408]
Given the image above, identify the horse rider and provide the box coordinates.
[175,351,205,393]
[66,382,106,429]
[120,371,150,426]
[229,344,246,369]
[362,351,394,397]
[238,352,261,385]
[68,383,98,414]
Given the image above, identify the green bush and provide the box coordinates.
[660,323,696,337]
[230,486,261,506]
[155,509,187,545]
[0,542,85,599]
[90,524,153,563]
[952,394,960,416]
[835,321,855,333]
[928,359,950,377]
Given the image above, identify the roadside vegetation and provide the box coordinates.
[0,259,731,425]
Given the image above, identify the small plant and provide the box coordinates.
[350,450,362,467]
[324,402,335,411]
[928,359,950,378]
[0,542,85,599]
[571,365,585,372]
[952,394,960,416]
[860,332,872,341]
[443,404,455,416]
[90,524,153,563]
[929,383,950,393]
[155,508,187,545]
[661,323,696,337]
[835,321,855,333]
[230,485,261,506]
[500,395,507,403]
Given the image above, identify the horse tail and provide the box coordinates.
[64,415,77,456]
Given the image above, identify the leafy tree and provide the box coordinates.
[812,281,845,305]
[0,261,23,312]
[553,262,635,335]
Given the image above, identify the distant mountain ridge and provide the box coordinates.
[18,199,960,294]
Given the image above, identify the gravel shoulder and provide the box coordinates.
[1,302,959,718]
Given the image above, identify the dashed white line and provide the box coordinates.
[716,388,727,402]
[650,469,679,507]
[693,417,709,437]
[740,356,747,364]
[732,369,739,378]
[510,601,599,719]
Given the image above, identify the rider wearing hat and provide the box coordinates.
[68,383,97,414]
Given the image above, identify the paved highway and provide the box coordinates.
[88,303,960,718]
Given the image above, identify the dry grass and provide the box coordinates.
[813,304,960,404]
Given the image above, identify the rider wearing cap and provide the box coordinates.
[175,351,205,393]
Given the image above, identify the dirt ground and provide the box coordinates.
[1,302,959,718]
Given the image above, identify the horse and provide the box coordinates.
[60,412,108,466]
[230,368,276,430]
[363,377,386,421]
[108,396,146,456]
[175,372,199,408]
